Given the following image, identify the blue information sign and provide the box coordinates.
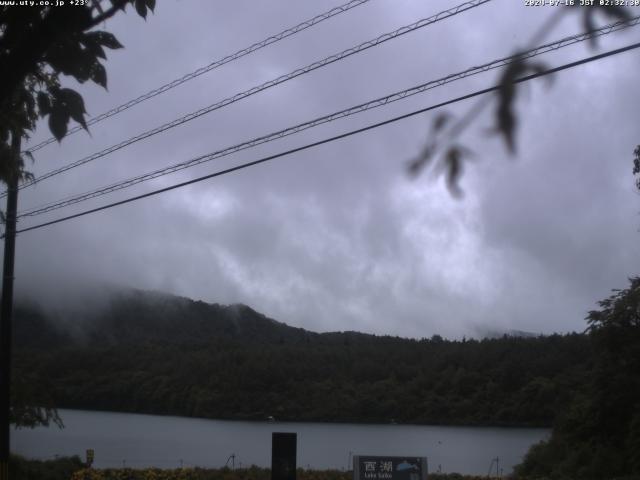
[353,456,428,480]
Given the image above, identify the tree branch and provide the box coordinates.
[0,1,132,110]
[86,0,130,29]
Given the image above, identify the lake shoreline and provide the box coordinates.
[50,405,553,430]
[14,409,549,475]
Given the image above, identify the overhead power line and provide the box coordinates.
[12,41,640,237]
[24,0,373,154]
[17,17,639,219]
[7,0,491,198]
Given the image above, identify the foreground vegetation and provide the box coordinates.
[69,468,489,480]
[9,456,487,480]
[514,277,640,479]
[10,454,84,480]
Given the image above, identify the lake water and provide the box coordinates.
[13,409,549,475]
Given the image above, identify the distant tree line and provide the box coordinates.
[11,290,592,428]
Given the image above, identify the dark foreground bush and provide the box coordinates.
[69,467,487,480]
[8,457,490,480]
[10,454,85,480]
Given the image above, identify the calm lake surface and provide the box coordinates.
[13,409,549,475]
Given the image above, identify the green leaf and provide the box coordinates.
[407,143,435,177]
[633,145,640,192]
[44,43,96,83]
[90,31,123,50]
[80,33,107,59]
[48,108,70,141]
[22,90,36,115]
[443,145,472,197]
[493,56,549,154]
[432,113,451,133]
[135,0,148,18]
[57,88,86,113]
[581,6,631,48]
[583,10,597,48]
[57,88,88,130]
[36,92,51,115]
[90,63,107,89]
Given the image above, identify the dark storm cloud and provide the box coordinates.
[9,0,640,338]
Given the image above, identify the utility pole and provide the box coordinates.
[0,132,20,480]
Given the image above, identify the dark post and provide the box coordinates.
[0,132,20,480]
[271,432,297,480]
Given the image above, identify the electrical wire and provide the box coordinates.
[23,0,374,154]
[6,0,491,198]
[17,17,639,219]
[12,40,640,237]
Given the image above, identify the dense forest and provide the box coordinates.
[12,288,592,427]
[515,277,640,479]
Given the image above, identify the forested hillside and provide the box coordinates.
[515,277,640,479]
[12,289,591,428]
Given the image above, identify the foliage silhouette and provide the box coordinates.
[515,276,640,479]
[0,0,155,428]
[0,0,155,184]
[411,6,632,195]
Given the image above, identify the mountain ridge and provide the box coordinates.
[14,286,550,348]
[14,287,320,348]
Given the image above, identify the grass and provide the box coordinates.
[10,456,491,480]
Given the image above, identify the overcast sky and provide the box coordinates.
[8,0,640,339]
